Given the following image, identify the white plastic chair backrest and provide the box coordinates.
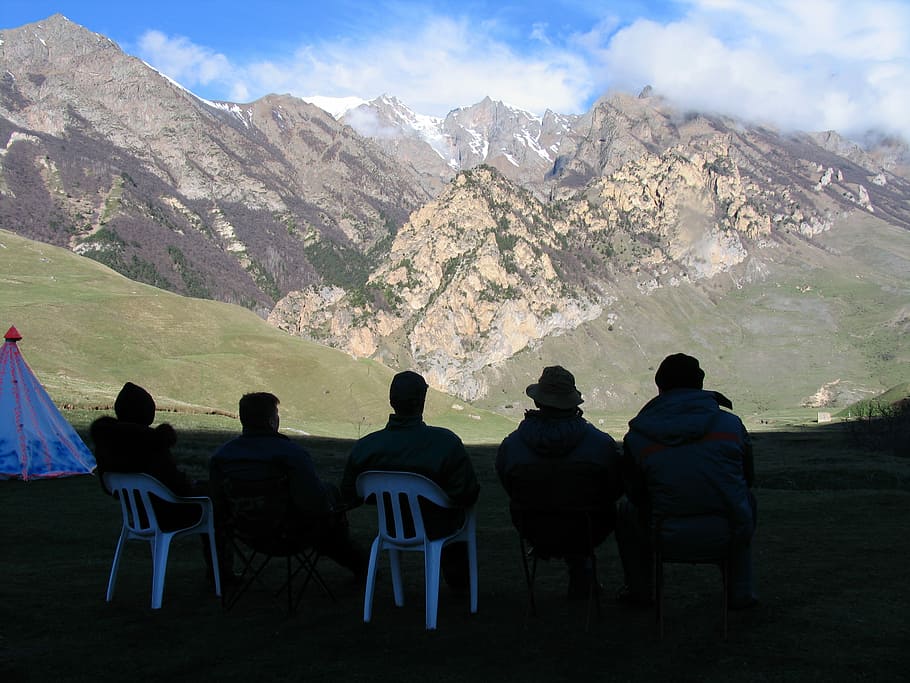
[103,472,179,535]
[355,470,454,545]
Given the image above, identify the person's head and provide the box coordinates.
[114,382,156,426]
[238,392,280,431]
[654,353,705,393]
[389,371,428,417]
[525,365,584,411]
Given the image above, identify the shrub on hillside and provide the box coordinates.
[845,399,910,457]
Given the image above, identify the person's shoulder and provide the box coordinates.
[584,419,617,440]
[211,434,243,460]
[714,408,748,432]
[425,423,464,443]
[89,415,117,435]
[351,427,386,450]
[153,423,177,447]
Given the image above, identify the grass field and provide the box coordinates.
[1,415,908,682]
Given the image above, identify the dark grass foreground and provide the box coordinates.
[2,424,909,682]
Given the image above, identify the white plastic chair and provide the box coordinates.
[103,472,221,609]
[355,470,478,630]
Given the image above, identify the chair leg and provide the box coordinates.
[585,551,600,632]
[206,532,222,598]
[150,534,174,610]
[655,554,664,640]
[389,549,405,607]
[363,538,381,623]
[519,535,536,619]
[721,560,729,639]
[106,530,128,602]
[286,554,294,615]
[292,550,335,613]
[424,544,443,630]
[467,536,479,615]
[224,546,271,611]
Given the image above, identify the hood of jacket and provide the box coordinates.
[515,410,589,458]
[627,389,723,446]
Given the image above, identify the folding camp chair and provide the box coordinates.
[506,461,614,630]
[653,514,732,639]
[217,463,333,615]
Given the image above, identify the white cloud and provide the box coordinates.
[138,16,593,116]
[595,0,910,138]
[138,31,233,89]
[135,2,910,139]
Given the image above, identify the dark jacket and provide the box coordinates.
[90,416,199,529]
[209,429,332,516]
[496,409,622,499]
[496,409,622,549]
[622,388,754,551]
[341,414,479,538]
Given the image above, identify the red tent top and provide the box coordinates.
[4,326,22,342]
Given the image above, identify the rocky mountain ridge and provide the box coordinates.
[340,94,577,196]
[272,93,910,399]
[0,14,428,312]
[1,14,908,406]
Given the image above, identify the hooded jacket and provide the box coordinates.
[496,409,622,550]
[496,409,621,499]
[622,388,754,549]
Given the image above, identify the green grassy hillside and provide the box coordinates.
[835,382,910,417]
[0,229,514,441]
[476,213,910,424]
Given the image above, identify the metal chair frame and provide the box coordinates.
[218,467,334,615]
[653,515,731,639]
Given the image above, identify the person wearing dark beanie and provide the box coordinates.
[113,381,157,426]
[615,354,758,609]
[90,382,199,529]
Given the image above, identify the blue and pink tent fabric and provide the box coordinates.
[0,325,95,480]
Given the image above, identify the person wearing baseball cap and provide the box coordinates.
[341,370,479,590]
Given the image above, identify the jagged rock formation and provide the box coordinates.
[270,167,604,398]
[279,90,909,399]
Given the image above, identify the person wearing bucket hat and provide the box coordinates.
[341,370,479,589]
[615,353,757,609]
[496,366,622,599]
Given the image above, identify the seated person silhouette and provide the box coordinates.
[91,381,204,530]
[615,353,757,609]
[340,371,480,589]
[496,365,622,598]
[210,392,366,578]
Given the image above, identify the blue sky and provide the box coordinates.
[3,1,909,139]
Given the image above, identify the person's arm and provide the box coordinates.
[339,447,364,508]
[441,440,480,507]
[620,438,647,508]
[284,444,331,514]
[603,436,624,502]
[494,440,512,494]
[741,427,755,488]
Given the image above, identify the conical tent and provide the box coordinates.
[0,326,96,480]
